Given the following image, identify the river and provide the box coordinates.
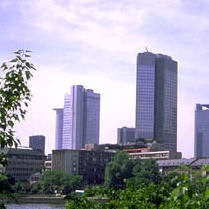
[6,203,65,209]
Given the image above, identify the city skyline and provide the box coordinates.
[1,0,209,157]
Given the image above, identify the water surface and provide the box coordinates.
[7,203,65,209]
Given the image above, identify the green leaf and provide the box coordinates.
[8,120,14,128]
[10,58,18,63]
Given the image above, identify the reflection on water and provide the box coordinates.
[7,203,65,209]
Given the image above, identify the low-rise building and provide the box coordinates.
[4,147,45,181]
[157,158,198,174]
[88,143,181,159]
[52,149,114,184]
[128,150,170,160]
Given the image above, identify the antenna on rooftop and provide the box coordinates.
[145,47,149,52]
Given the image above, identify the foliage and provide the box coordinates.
[104,151,134,189]
[130,158,162,187]
[0,173,16,208]
[0,50,36,165]
[13,181,31,194]
[0,50,35,209]
[39,171,82,194]
[67,164,209,209]
[159,170,209,208]
[66,193,102,209]
[105,151,162,190]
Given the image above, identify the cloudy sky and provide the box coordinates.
[1,0,209,157]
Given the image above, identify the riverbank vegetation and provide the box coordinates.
[66,152,209,209]
[1,171,82,195]
[31,171,82,194]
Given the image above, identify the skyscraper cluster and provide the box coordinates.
[54,51,179,155]
[54,85,100,150]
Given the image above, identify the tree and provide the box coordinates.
[0,50,35,209]
[131,159,162,186]
[104,151,134,189]
[0,173,16,208]
[40,171,82,194]
[160,167,209,209]
[13,181,31,194]
[0,50,36,165]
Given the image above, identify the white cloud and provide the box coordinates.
[2,0,209,157]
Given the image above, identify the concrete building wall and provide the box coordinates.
[52,149,113,184]
[52,149,79,174]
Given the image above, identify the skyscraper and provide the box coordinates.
[194,104,209,158]
[29,135,45,154]
[55,85,100,150]
[117,127,136,145]
[83,89,100,145]
[54,108,63,150]
[135,52,177,152]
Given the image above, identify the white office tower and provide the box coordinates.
[54,108,63,150]
[55,85,100,149]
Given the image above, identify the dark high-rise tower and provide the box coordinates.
[194,104,209,158]
[135,52,177,152]
[29,135,45,154]
[117,127,136,145]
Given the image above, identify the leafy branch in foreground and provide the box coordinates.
[0,50,36,165]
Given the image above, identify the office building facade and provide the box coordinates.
[29,135,45,154]
[117,127,136,144]
[135,52,177,152]
[194,104,209,158]
[52,149,113,184]
[5,148,45,181]
[55,85,100,150]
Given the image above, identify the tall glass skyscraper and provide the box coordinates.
[135,52,177,152]
[194,104,209,158]
[55,85,100,150]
